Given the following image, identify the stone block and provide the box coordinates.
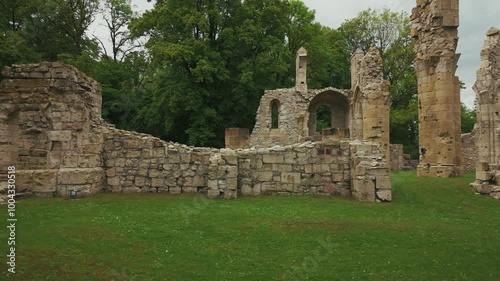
[263,154,284,164]
[226,166,238,178]
[239,159,251,169]
[47,130,72,141]
[193,175,205,187]
[281,172,301,185]
[222,154,238,165]
[22,170,57,193]
[123,138,145,149]
[375,176,392,190]
[83,144,102,154]
[207,189,221,198]
[476,171,493,181]
[114,158,125,167]
[256,171,273,181]
[304,164,313,174]
[107,176,120,187]
[182,186,197,194]
[474,184,493,194]
[223,190,237,199]
[376,189,392,202]
[226,177,238,189]
[252,183,261,195]
[352,178,375,202]
[208,180,218,189]
[276,164,292,172]
[169,187,182,194]
[241,184,253,195]
[134,176,146,187]
[278,183,293,192]
[476,162,490,171]
[332,173,344,182]
[58,168,103,185]
[151,178,165,187]
[166,176,177,186]
[284,152,297,164]
[123,187,141,193]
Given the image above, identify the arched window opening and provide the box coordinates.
[307,91,349,137]
[316,105,332,133]
[271,100,280,129]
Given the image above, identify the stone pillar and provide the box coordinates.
[475,28,500,164]
[359,45,391,162]
[351,48,364,89]
[412,0,463,177]
[470,27,500,200]
[296,47,307,93]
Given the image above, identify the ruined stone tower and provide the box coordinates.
[411,0,463,177]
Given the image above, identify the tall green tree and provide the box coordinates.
[22,0,100,61]
[461,103,476,133]
[131,0,321,147]
[0,0,41,69]
[101,0,134,61]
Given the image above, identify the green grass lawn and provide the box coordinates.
[1,171,499,281]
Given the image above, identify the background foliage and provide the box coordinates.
[0,0,477,155]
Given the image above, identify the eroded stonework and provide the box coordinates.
[470,28,500,200]
[248,46,391,161]
[411,0,463,177]
[0,62,392,202]
[0,63,105,197]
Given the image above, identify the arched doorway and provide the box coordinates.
[307,91,349,136]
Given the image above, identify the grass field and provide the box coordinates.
[1,171,499,280]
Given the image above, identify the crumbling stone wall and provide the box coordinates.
[102,128,391,201]
[390,144,405,170]
[249,46,391,163]
[470,28,500,200]
[411,0,463,177]
[0,62,105,197]
[0,62,392,202]
[461,131,478,172]
[237,140,391,202]
[102,127,240,199]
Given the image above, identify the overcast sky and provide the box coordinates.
[94,0,498,108]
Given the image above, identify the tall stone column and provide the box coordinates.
[471,28,500,199]
[360,45,391,162]
[475,28,500,165]
[411,0,463,177]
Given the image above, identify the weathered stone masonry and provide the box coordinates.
[411,0,464,178]
[248,46,391,162]
[0,62,392,202]
[470,28,500,200]
[0,63,105,197]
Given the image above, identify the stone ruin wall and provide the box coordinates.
[470,28,500,200]
[249,46,391,162]
[0,62,392,202]
[411,0,463,178]
[389,144,419,171]
[461,131,478,172]
[0,63,105,197]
